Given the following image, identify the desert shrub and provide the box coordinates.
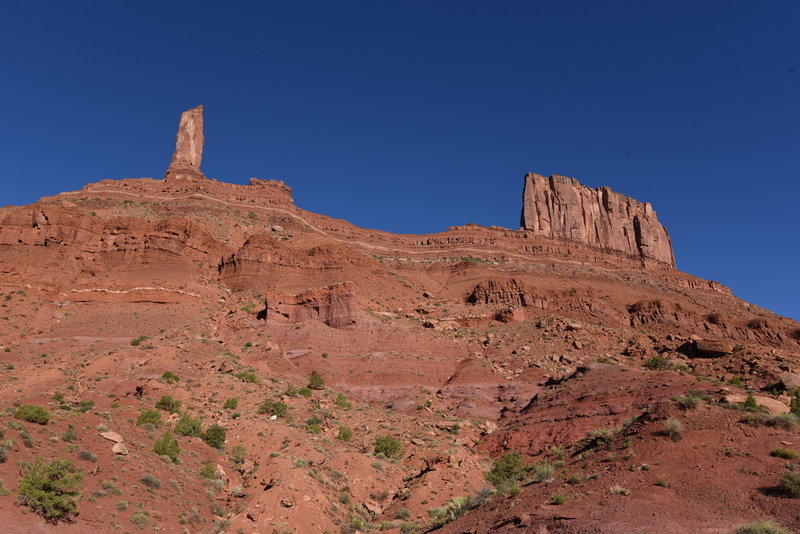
[586,427,621,448]
[308,371,325,390]
[662,419,684,441]
[768,413,800,430]
[130,335,147,346]
[155,395,182,413]
[203,424,227,449]
[140,474,161,489]
[428,496,472,524]
[174,413,202,436]
[257,399,287,417]
[153,430,179,462]
[528,463,554,483]
[609,485,630,495]
[778,471,800,497]
[17,458,82,522]
[551,493,567,505]
[734,520,790,534]
[742,394,759,411]
[75,400,94,413]
[284,385,299,397]
[674,390,708,410]
[161,371,180,384]
[338,425,353,442]
[130,510,150,529]
[374,435,403,460]
[729,377,743,387]
[643,356,670,371]
[395,508,411,520]
[136,409,162,428]
[235,371,259,384]
[229,445,246,464]
[200,462,217,480]
[77,450,97,462]
[771,448,798,460]
[335,393,352,411]
[298,387,312,398]
[306,422,322,434]
[223,397,239,410]
[62,425,77,442]
[486,453,527,493]
[15,404,50,425]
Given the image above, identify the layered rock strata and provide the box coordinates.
[520,173,675,267]
[164,105,205,181]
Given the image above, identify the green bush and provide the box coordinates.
[203,424,227,449]
[257,399,287,417]
[790,390,800,416]
[428,496,472,524]
[174,413,202,437]
[298,387,312,398]
[284,385,299,397]
[338,425,353,442]
[551,494,567,505]
[155,395,182,413]
[528,463,554,483]
[308,371,325,390]
[75,400,94,413]
[674,390,708,410]
[374,435,403,459]
[741,394,761,411]
[130,335,147,347]
[15,404,50,425]
[306,423,322,434]
[223,397,239,410]
[153,430,179,462]
[230,445,246,464]
[778,471,800,497]
[485,453,528,493]
[161,371,180,384]
[17,458,82,522]
[735,520,790,534]
[136,409,162,428]
[771,448,798,460]
[235,371,259,384]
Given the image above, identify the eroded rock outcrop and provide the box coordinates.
[164,105,205,182]
[265,282,363,328]
[520,173,675,267]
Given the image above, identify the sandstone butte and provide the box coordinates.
[0,106,798,534]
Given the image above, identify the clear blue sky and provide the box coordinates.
[1,2,798,320]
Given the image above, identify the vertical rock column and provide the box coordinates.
[164,105,205,182]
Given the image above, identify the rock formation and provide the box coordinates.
[164,105,205,181]
[519,173,675,267]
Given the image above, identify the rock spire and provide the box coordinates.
[164,105,205,181]
[520,173,675,267]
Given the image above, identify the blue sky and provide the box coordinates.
[1,2,798,320]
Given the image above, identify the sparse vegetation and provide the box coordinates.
[130,335,148,346]
[674,390,708,410]
[15,404,50,424]
[223,397,239,410]
[734,520,790,534]
[230,445,246,464]
[551,493,568,505]
[643,356,670,371]
[200,462,218,479]
[140,474,161,489]
[428,496,472,525]
[17,458,82,522]
[374,435,403,459]
[335,393,352,411]
[257,399,288,417]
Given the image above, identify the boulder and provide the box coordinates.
[111,443,129,455]
[693,340,733,358]
[779,371,800,390]
[99,431,124,443]
[722,394,789,415]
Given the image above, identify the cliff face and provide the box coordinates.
[520,173,675,267]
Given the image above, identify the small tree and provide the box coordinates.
[153,430,180,462]
[17,458,82,522]
[374,435,403,459]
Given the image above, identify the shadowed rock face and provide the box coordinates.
[164,105,205,181]
[520,172,675,267]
